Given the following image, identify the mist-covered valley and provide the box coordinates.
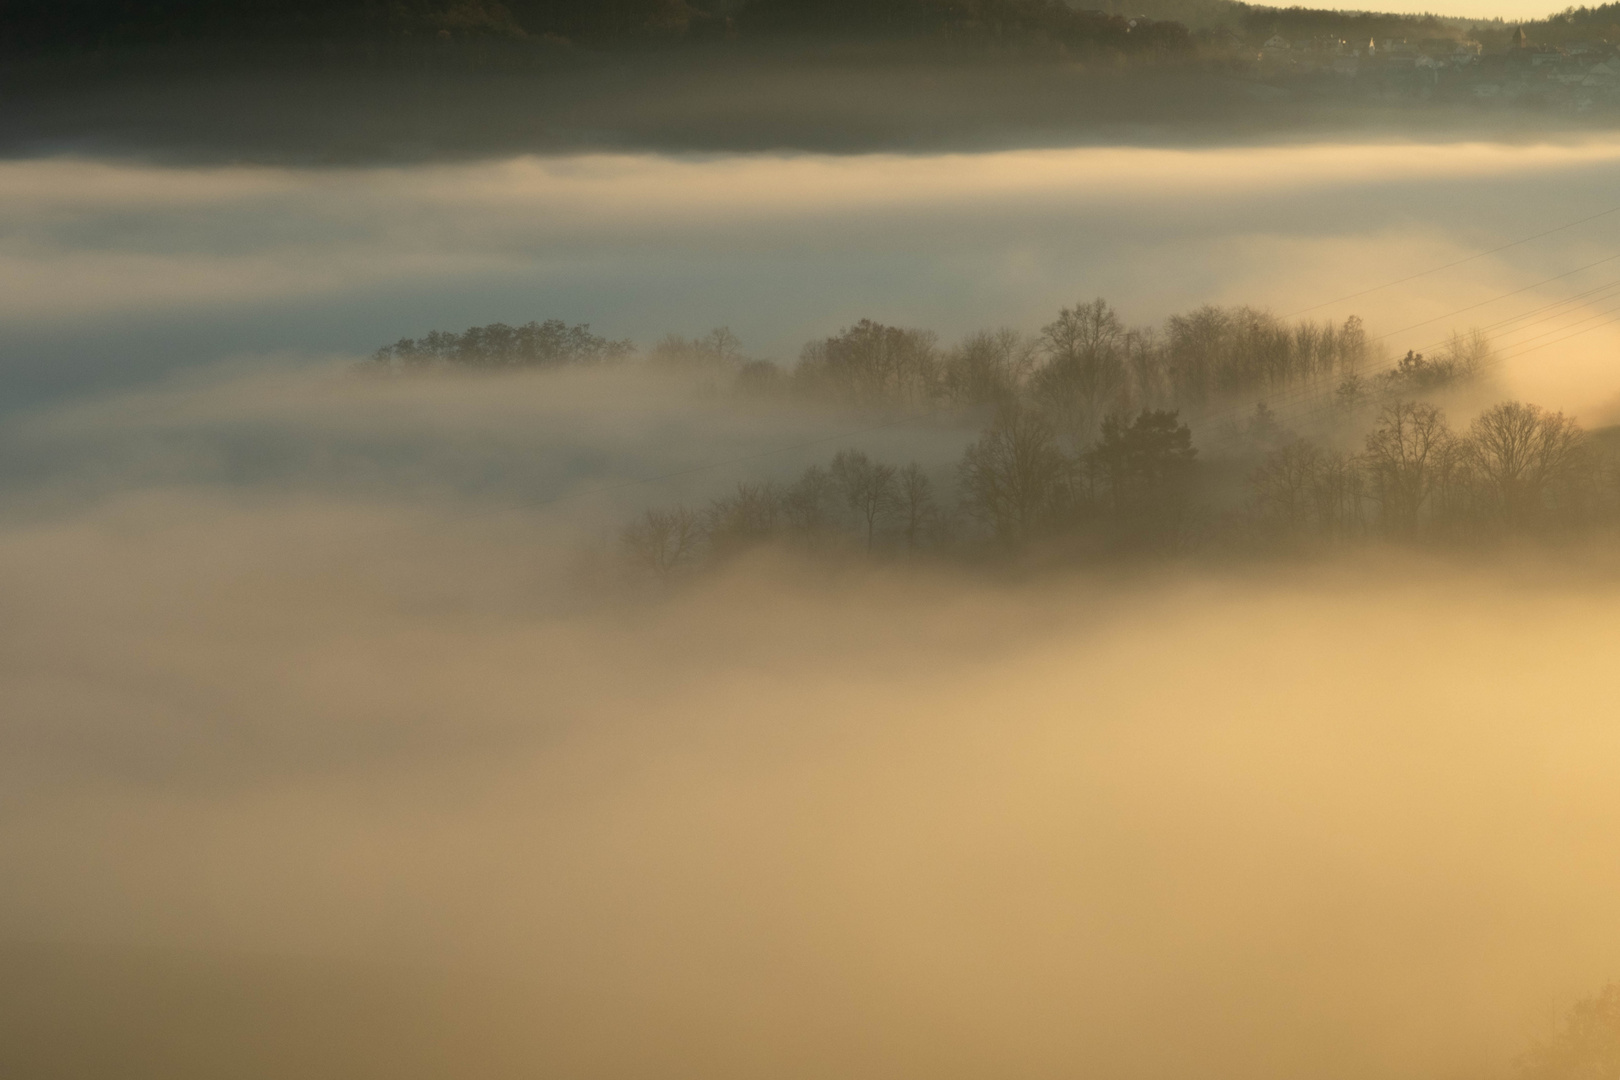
[6,24,1620,1079]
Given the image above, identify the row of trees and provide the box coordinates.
[1247,399,1601,542]
[619,405,1203,576]
[731,0,1192,53]
[770,302,1374,415]
[368,319,633,371]
[3,0,1192,56]
[674,300,1390,457]
[618,396,1618,578]
[1224,5,1482,49]
[620,447,949,576]
[369,299,1446,452]
[958,405,1198,548]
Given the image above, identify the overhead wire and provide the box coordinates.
[1184,200,1620,444]
[1210,293,1620,449]
[1373,252,1620,340]
[1276,199,1620,319]
[1193,257,1620,448]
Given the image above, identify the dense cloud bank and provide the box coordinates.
[2,354,1619,1080]
[4,469,1620,1078]
[4,140,1620,1078]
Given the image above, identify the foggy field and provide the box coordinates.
[5,49,1620,1080]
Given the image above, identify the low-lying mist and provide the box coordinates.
[3,349,1620,1079]
[6,130,1620,1079]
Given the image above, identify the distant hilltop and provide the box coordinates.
[0,0,1190,56]
[3,0,1600,59]
[8,0,1620,135]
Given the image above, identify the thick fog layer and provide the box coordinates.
[4,138,1620,1079]
[3,357,1619,1080]
[4,480,1620,1079]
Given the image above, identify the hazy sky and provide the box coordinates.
[6,138,1620,420]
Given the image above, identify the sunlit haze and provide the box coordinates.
[4,5,1620,1079]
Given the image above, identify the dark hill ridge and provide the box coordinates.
[0,0,1573,60]
[3,0,1611,164]
[0,0,1190,54]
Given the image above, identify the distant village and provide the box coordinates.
[1213,24,1620,111]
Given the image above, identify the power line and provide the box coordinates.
[1373,252,1620,341]
[1494,297,1620,360]
[1278,200,1620,319]
[1191,255,1620,444]
[1205,296,1620,450]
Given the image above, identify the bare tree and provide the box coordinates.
[796,320,940,407]
[1311,450,1369,539]
[1437,328,1494,379]
[1334,372,1370,415]
[781,464,840,545]
[1464,401,1585,529]
[1042,297,1124,361]
[650,326,744,371]
[1338,314,1370,376]
[830,449,900,550]
[896,463,942,551]
[942,328,1037,406]
[620,505,702,578]
[1363,400,1454,537]
[1123,327,1169,410]
[957,403,1068,545]
[704,481,781,558]
[1250,438,1323,533]
[1163,307,1371,404]
[1034,298,1130,450]
[1165,304,1230,405]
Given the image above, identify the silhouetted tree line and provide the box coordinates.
[1223,3,1476,48]
[619,392,1618,578]
[375,301,1470,439]
[368,318,632,371]
[1331,331,1492,411]
[726,300,1378,446]
[621,448,947,578]
[618,403,1205,576]
[1244,398,1609,545]
[364,299,1499,460]
[358,305,1614,572]
[648,327,745,371]
[733,0,1191,52]
[608,301,1615,571]
[1514,3,1620,47]
[1,0,1189,56]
